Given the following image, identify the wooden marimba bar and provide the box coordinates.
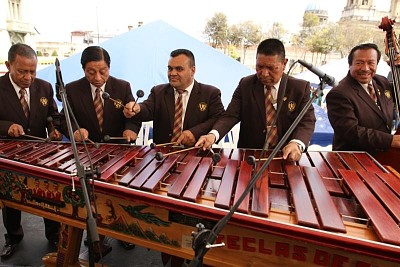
[0,139,399,266]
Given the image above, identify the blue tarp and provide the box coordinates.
[311,103,333,146]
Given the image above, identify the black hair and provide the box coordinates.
[80,46,111,69]
[348,43,381,65]
[256,38,285,61]
[170,49,195,66]
[8,43,37,63]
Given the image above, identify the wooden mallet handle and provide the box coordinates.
[155,146,200,161]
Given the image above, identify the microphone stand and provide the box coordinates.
[55,59,99,267]
[187,78,326,267]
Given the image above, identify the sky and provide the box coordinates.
[28,0,391,42]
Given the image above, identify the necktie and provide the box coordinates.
[94,88,104,131]
[171,89,184,142]
[265,87,278,147]
[20,88,29,118]
[367,83,377,103]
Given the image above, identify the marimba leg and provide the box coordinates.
[42,223,83,266]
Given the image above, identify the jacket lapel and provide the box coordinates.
[373,80,392,126]
[164,86,175,129]
[103,81,116,128]
[355,81,387,121]
[184,81,199,128]
[81,81,99,130]
[4,74,28,122]
[253,80,265,123]
[277,73,288,107]
[29,84,39,123]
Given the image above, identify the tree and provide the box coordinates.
[227,24,243,47]
[305,24,336,64]
[265,22,287,40]
[237,21,262,63]
[331,23,381,58]
[204,12,228,49]
[292,13,321,60]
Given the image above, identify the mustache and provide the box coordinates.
[358,70,373,75]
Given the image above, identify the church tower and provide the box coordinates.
[0,0,35,60]
[390,0,400,20]
[340,0,387,22]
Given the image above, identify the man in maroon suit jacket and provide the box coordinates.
[59,46,138,258]
[60,46,139,143]
[326,43,400,155]
[124,49,225,147]
[0,43,61,259]
[196,38,316,161]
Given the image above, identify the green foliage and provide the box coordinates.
[203,12,228,48]
[203,11,383,65]
[265,22,287,40]
[303,13,320,28]
[227,45,239,60]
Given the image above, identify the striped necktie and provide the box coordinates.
[367,83,377,103]
[94,88,104,131]
[265,86,278,147]
[171,89,185,142]
[20,88,30,118]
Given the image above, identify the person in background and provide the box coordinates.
[123,48,224,147]
[326,43,400,155]
[59,46,138,261]
[0,43,62,259]
[196,38,316,162]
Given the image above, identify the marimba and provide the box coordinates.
[0,140,399,267]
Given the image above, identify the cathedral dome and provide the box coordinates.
[305,0,329,16]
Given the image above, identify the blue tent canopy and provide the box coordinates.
[311,103,333,146]
[36,20,253,108]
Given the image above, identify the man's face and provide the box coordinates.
[349,48,378,84]
[255,54,287,87]
[6,55,37,89]
[84,60,110,88]
[167,54,195,90]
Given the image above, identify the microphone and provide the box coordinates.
[298,59,337,87]
[55,58,64,102]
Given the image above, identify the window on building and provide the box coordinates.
[362,0,368,5]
